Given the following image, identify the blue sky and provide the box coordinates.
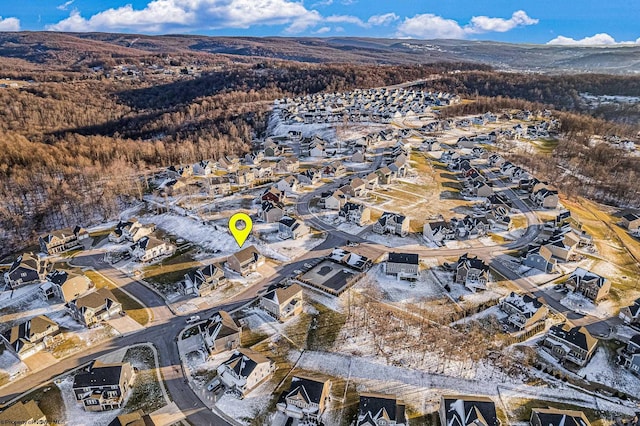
[0,1,639,45]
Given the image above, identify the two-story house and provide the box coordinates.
[455,254,490,292]
[73,361,134,411]
[227,246,265,276]
[201,311,241,356]
[0,315,60,360]
[373,212,409,237]
[339,202,371,226]
[500,292,548,331]
[385,253,419,281]
[439,395,500,426]
[278,217,310,240]
[258,201,285,223]
[216,349,275,398]
[39,225,89,255]
[40,270,93,303]
[276,376,331,423]
[67,288,122,328]
[181,264,226,297]
[543,322,598,366]
[129,236,176,263]
[4,253,50,289]
[530,407,591,426]
[260,284,304,321]
[619,297,640,325]
[356,393,406,426]
[565,268,610,303]
[0,401,47,425]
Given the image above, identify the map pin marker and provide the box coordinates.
[229,213,253,248]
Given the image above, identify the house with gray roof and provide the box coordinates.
[276,376,331,422]
[357,393,406,426]
[439,395,499,426]
[216,348,275,397]
[543,322,598,366]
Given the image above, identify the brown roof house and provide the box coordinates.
[73,361,135,411]
[276,376,332,423]
[67,288,122,328]
[200,311,241,356]
[260,283,303,321]
[227,245,265,276]
[40,270,93,303]
[0,401,47,426]
[216,348,275,398]
[39,225,89,255]
[1,315,60,360]
[180,264,226,297]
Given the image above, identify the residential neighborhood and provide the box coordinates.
[1,85,639,426]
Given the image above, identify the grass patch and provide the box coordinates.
[50,334,82,358]
[19,384,65,424]
[242,329,269,347]
[533,138,559,154]
[123,346,165,414]
[0,372,8,387]
[407,409,439,426]
[89,228,113,247]
[143,249,200,290]
[282,312,313,349]
[85,270,150,326]
[509,398,606,425]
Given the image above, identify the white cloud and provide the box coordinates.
[367,13,399,27]
[467,10,537,34]
[0,16,20,31]
[397,10,537,39]
[311,0,332,6]
[48,0,322,33]
[397,14,466,39]
[314,26,331,34]
[57,0,75,11]
[547,33,640,46]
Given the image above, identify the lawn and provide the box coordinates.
[122,346,165,414]
[306,303,347,351]
[142,249,200,290]
[19,383,65,425]
[508,397,608,426]
[85,270,150,326]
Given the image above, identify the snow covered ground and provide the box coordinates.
[578,347,640,397]
[59,376,122,426]
[0,351,27,378]
[368,264,444,303]
[560,291,615,319]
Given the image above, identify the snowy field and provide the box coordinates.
[368,264,445,303]
[578,347,640,397]
[560,292,615,319]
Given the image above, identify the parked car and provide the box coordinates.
[186,315,201,324]
[207,378,221,392]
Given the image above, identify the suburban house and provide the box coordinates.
[4,253,50,289]
[40,270,93,303]
[619,297,640,325]
[543,323,598,366]
[376,166,393,184]
[339,202,371,226]
[1,315,60,360]
[276,376,331,423]
[129,236,176,263]
[235,169,256,187]
[258,201,285,223]
[455,254,490,292]
[73,361,135,411]
[349,178,367,197]
[621,213,640,232]
[260,283,304,321]
[167,164,193,178]
[439,395,500,426]
[216,348,275,398]
[522,245,557,273]
[423,221,455,244]
[530,407,591,426]
[200,311,241,356]
[278,216,310,240]
[0,401,47,426]
[181,263,226,297]
[620,334,640,375]
[39,225,89,255]
[227,245,265,276]
[364,172,379,190]
[530,187,559,209]
[298,169,323,186]
[356,393,406,426]
[207,176,232,196]
[500,292,548,331]
[109,219,155,243]
[276,176,299,194]
[324,190,348,210]
[193,159,215,176]
[276,158,299,174]
[385,253,420,281]
[260,186,285,204]
[565,268,610,303]
[373,212,410,237]
[67,288,122,328]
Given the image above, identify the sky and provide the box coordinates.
[0,1,639,46]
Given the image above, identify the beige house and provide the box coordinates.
[500,292,548,330]
[67,288,122,327]
[201,311,241,355]
[227,245,265,276]
[530,408,591,426]
[0,401,47,426]
[260,284,304,321]
[73,361,134,411]
[216,349,275,397]
[41,270,93,303]
[1,315,59,360]
[39,225,89,255]
[276,376,331,422]
[565,268,610,303]
[621,213,640,232]
[4,253,50,289]
[543,322,598,366]
[129,236,176,263]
